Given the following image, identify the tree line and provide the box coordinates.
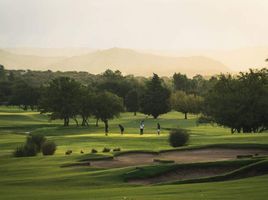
[0,64,267,133]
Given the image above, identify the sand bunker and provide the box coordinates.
[89,148,268,168]
[129,166,237,185]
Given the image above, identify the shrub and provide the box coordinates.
[91,149,98,153]
[196,115,214,125]
[102,147,111,153]
[14,143,37,157]
[113,148,121,152]
[27,134,46,152]
[24,143,38,156]
[65,150,72,155]
[14,146,26,157]
[42,141,56,155]
[169,128,189,147]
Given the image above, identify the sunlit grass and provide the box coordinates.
[0,106,268,199]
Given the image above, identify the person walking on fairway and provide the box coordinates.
[140,120,144,135]
[118,124,124,135]
[157,122,161,135]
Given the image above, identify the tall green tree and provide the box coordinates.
[97,69,132,99]
[9,80,40,110]
[125,89,139,115]
[0,81,12,104]
[93,92,124,135]
[173,73,190,92]
[0,65,6,80]
[171,91,203,119]
[78,86,95,126]
[140,74,171,119]
[39,77,81,126]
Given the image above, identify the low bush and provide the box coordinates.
[196,115,214,125]
[24,143,38,156]
[14,143,37,157]
[102,147,111,153]
[65,150,72,155]
[14,146,26,157]
[42,141,57,155]
[169,128,189,147]
[91,149,98,153]
[27,134,46,152]
[13,134,56,157]
[113,148,121,152]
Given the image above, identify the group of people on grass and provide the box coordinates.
[118,121,161,135]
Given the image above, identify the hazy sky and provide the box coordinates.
[0,0,268,50]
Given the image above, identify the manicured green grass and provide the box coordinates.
[1,174,268,200]
[0,106,268,200]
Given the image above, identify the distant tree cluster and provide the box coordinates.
[173,72,217,96]
[37,73,172,133]
[203,68,268,133]
[170,73,210,119]
[0,67,172,132]
[38,76,124,134]
[1,64,267,134]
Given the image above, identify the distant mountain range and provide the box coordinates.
[0,48,230,77]
[141,47,268,72]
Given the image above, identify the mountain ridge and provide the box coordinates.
[0,47,229,76]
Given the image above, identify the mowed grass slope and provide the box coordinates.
[0,106,268,200]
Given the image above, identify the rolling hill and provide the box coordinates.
[0,48,229,76]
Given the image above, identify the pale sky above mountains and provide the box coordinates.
[1,0,268,50]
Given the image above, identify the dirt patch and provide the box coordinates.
[89,148,268,168]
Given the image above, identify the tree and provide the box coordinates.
[9,80,40,110]
[7,71,15,81]
[0,65,6,80]
[39,77,81,126]
[203,69,268,133]
[173,73,190,92]
[93,92,124,135]
[125,89,139,115]
[203,74,241,132]
[78,86,95,126]
[190,74,209,96]
[0,80,12,104]
[140,73,171,118]
[97,69,132,99]
[171,91,203,119]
